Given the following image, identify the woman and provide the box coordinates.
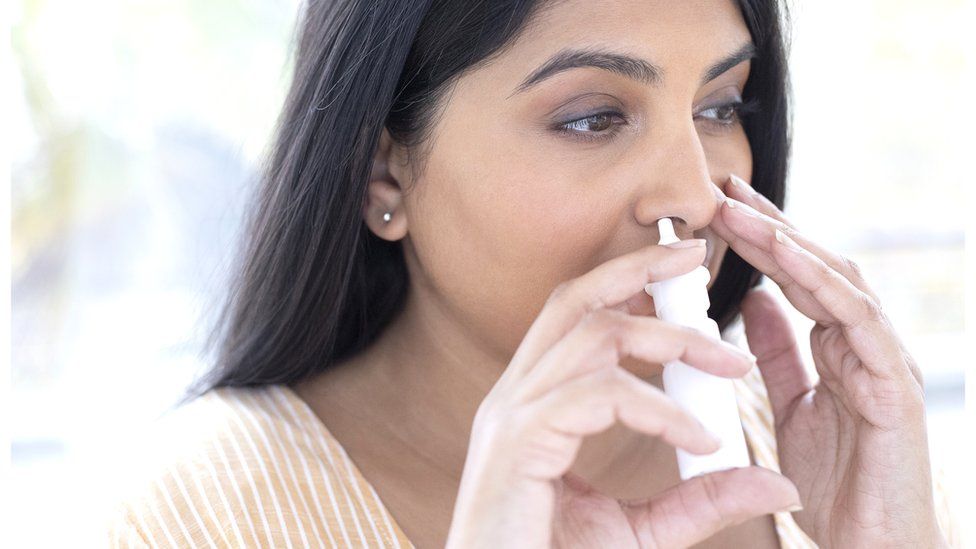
[107,0,959,547]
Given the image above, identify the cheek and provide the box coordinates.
[702,128,753,182]
[404,128,616,355]
[700,129,749,283]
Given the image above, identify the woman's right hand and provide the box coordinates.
[444,241,803,549]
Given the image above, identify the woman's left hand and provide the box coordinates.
[708,175,948,548]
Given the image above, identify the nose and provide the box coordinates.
[632,122,718,239]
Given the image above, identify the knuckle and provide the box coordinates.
[593,365,626,390]
[809,323,826,348]
[675,321,703,337]
[546,281,574,306]
[475,401,528,442]
[840,254,865,280]
[905,352,924,390]
[581,307,616,326]
[855,291,885,323]
[580,308,622,334]
[697,473,730,526]
[504,406,536,438]
[471,398,501,432]
[581,309,630,354]
[547,280,603,316]
[672,322,706,346]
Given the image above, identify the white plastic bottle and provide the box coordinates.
[644,217,751,480]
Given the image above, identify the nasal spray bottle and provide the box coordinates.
[644,217,751,480]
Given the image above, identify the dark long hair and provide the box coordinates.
[189,0,792,397]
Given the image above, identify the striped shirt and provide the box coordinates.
[106,364,961,548]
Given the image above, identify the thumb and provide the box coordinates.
[623,466,801,548]
[740,287,814,425]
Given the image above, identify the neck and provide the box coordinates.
[301,276,673,493]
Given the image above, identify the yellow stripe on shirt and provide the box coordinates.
[107,364,959,548]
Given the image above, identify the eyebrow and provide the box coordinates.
[510,42,757,96]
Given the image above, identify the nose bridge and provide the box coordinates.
[633,121,716,233]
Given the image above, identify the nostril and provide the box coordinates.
[657,215,688,227]
[657,216,699,243]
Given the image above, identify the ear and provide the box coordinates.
[363,128,409,242]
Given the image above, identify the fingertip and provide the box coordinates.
[644,243,707,284]
[710,341,758,377]
[678,427,722,456]
[717,199,739,228]
[676,337,753,380]
[663,238,707,250]
[780,476,802,508]
[661,241,709,265]
[745,467,802,510]
[741,285,764,302]
[696,429,722,455]
[636,464,797,548]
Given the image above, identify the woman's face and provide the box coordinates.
[378,0,754,366]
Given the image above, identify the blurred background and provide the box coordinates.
[5,0,974,546]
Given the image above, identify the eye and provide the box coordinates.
[553,111,627,142]
[699,104,739,123]
[694,98,761,132]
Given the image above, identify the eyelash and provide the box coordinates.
[695,97,761,132]
[553,98,761,143]
[552,111,628,143]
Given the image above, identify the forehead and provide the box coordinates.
[468,0,752,90]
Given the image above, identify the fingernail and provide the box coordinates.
[730,174,758,197]
[665,238,706,249]
[728,173,745,190]
[783,503,803,513]
[724,197,760,218]
[774,229,803,253]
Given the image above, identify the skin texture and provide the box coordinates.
[714,182,946,548]
[294,0,948,547]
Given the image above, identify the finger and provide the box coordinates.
[809,323,925,420]
[512,308,757,404]
[619,286,657,317]
[708,196,835,324]
[622,466,802,549]
[719,176,883,306]
[769,227,910,382]
[500,242,708,386]
[513,366,721,480]
[739,288,814,425]
[720,177,920,387]
[723,173,797,231]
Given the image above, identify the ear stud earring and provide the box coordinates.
[382,212,392,223]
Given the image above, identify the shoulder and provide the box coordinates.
[105,384,340,548]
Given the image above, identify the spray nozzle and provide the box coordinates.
[656,217,680,246]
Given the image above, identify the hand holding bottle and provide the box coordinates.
[445,241,801,549]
